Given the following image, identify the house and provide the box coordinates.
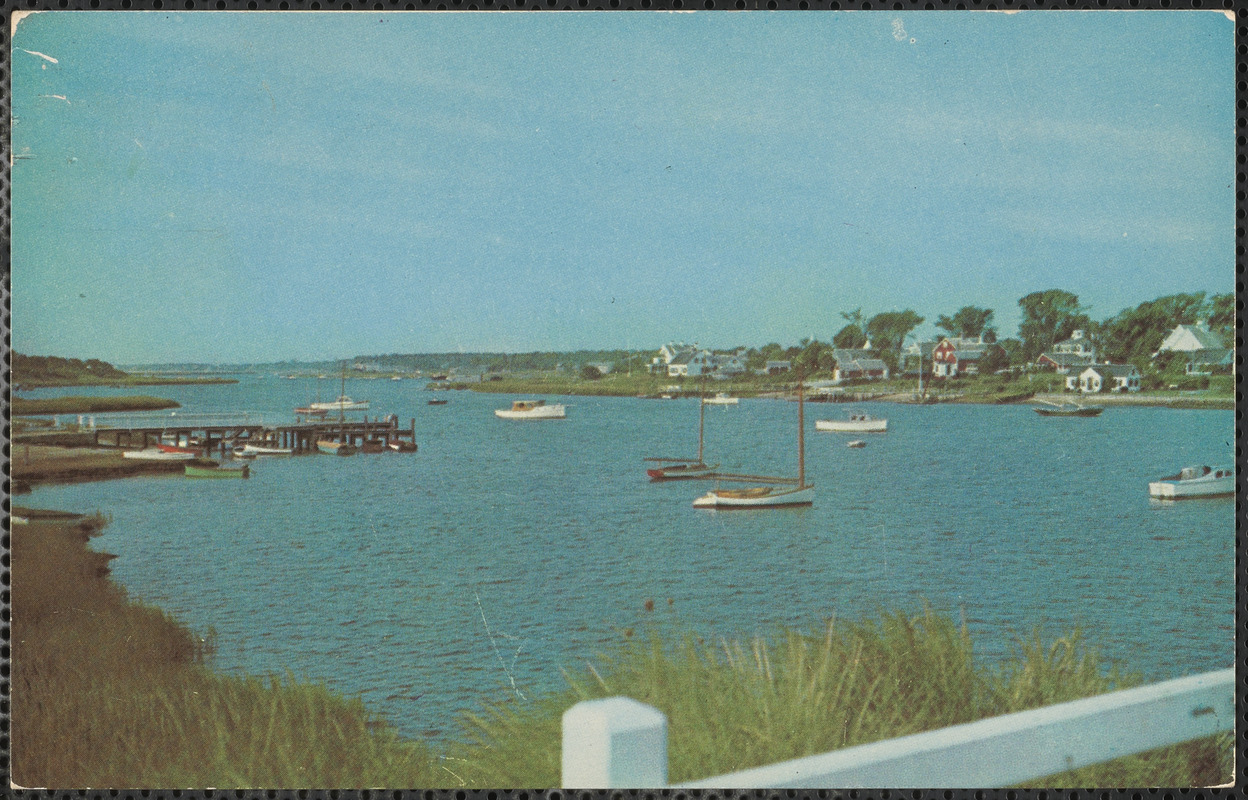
[931,336,1003,378]
[1074,363,1141,393]
[1153,322,1233,375]
[710,352,748,379]
[667,350,711,378]
[650,342,697,374]
[764,360,792,375]
[1037,330,1097,373]
[831,348,889,382]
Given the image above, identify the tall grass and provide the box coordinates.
[14,516,1229,788]
[12,395,180,415]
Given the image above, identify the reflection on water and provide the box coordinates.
[26,378,1235,741]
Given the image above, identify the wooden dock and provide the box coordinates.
[88,415,417,456]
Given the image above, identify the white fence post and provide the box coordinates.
[561,697,667,788]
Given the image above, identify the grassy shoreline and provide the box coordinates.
[13,509,1230,787]
[13,395,182,416]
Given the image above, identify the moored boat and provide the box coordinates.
[428,399,449,405]
[157,443,200,455]
[185,462,250,479]
[122,449,196,461]
[317,439,358,456]
[646,386,719,480]
[1033,401,1103,417]
[703,393,739,406]
[309,396,370,412]
[815,412,887,433]
[360,439,386,454]
[494,399,566,420]
[694,380,813,509]
[240,442,294,456]
[847,440,867,448]
[387,440,418,453]
[1148,465,1234,499]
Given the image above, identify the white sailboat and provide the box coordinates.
[693,382,814,508]
[645,388,718,480]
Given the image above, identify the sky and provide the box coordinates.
[12,10,1235,364]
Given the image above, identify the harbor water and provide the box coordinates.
[24,377,1235,741]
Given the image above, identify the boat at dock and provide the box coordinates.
[185,462,250,479]
[494,399,566,420]
[240,442,293,456]
[693,381,813,509]
[122,448,197,461]
[1148,465,1234,499]
[156,443,200,455]
[317,439,358,456]
[645,387,719,480]
[1034,401,1103,417]
[387,440,418,453]
[360,439,386,454]
[815,412,887,433]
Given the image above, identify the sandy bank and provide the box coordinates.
[11,444,216,492]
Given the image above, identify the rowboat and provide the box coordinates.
[847,440,867,448]
[1148,465,1234,499]
[317,439,358,456]
[157,443,200,455]
[1034,402,1103,417]
[122,449,196,461]
[694,381,813,509]
[185,462,250,479]
[494,399,566,419]
[646,386,719,480]
[703,393,739,406]
[815,412,887,433]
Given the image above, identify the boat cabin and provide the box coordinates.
[511,400,546,412]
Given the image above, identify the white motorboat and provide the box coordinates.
[240,443,294,456]
[1148,465,1234,499]
[703,393,739,406]
[494,399,567,420]
[815,412,887,434]
[122,448,196,461]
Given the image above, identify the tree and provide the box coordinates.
[866,310,924,371]
[580,365,603,381]
[833,324,867,349]
[979,346,1010,374]
[794,339,836,375]
[997,338,1024,367]
[1206,293,1235,344]
[1098,292,1208,364]
[935,307,995,340]
[1017,290,1090,362]
[841,308,867,331]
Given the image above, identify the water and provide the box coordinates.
[24,377,1235,741]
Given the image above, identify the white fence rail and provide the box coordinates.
[561,668,1233,788]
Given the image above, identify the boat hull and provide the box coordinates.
[495,405,566,419]
[647,463,718,481]
[1034,407,1103,417]
[815,419,887,433]
[241,444,293,456]
[693,485,814,508]
[122,449,196,461]
[1148,468,1234,499]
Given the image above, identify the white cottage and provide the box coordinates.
[1076,363,1141,393]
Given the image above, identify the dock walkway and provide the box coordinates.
[84,413,417,456]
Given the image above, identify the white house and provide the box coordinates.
[1075,363,1141,393]
[711,352,748,378]
[1153,322,1233,375]
[831,348,889,382]
[1038,330,1097,373]
[667,350,711,378]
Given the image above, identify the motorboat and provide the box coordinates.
[1148,465,1234,499]
[122,449,196,461]
[240,442,293,456]
[494,399,566,419]
[309,396,370,412]
[815,412,887,433]
[703,393,739,406]
[1034,401,1103,417]
[847,440,867,448]
[387,440,418,453]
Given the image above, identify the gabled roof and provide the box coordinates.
[832,348,874,364]
[669,352,697,365]
[1158,324,1228,353]
[1184,348,1233,365]
[1083,363,1139,378]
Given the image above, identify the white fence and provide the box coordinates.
[561,668,1233,788]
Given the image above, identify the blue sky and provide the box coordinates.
[12,10,1234,363]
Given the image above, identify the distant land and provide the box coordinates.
[13,354,239,388]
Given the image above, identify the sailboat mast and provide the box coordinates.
[698,392,706,462]
[339,361,347,423]
[797,380,806,488]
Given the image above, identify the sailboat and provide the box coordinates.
[309,363,369,412]
[692,381,814,508]
[644,387,719,480]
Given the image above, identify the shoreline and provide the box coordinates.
[10,444,216,493]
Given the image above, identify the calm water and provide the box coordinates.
[25,377,1235,741]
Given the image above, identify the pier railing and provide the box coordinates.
[84,410,283,429]
[561,667,1233,788]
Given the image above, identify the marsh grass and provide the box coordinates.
[12,395,180,415]
[14,518,1229,788]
